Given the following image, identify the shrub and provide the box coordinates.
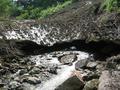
[102,0,120,12]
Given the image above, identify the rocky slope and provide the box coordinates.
[0,0,119,45]
[0,0,120,90]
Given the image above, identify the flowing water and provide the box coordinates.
[34,51,89,90]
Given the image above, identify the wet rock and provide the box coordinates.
[82,71,99,81]
[8,81,23,90]
[0,68,8,76]
[75,59,89,70]
[42,64,58,74]
[116,64,120,70]
[0,83,4,88]
[19,58,35,65]
[58,54,77,65]
[29,67,41,75]
[86,61,98,69]
[98,70,120,90]
[0,79,4,88]
[47,67,58,74]
[70,46,77,50]
[96,64,104,70]
[79,68,100,81]
[83,79,99,90]
[106,54,120,64]
[46,58,52,60]
[22,76,41,85]
[19,69,28,75]
[55,76,84,90]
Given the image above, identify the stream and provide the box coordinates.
[33,51,89,90]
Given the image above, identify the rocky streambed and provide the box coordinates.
[0,48,89,90]
[0,0,120,90]
[0,44,120,90]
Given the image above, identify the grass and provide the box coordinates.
[38,0,72,19]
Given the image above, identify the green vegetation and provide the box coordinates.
[0,0,13,19]
[16,0,72,19]
[102,0,120,12]
[0,0,74,20]
[0,0,120,20]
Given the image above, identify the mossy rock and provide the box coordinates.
[83,79,99,90]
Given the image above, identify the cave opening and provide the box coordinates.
[16,39,120,60]
[48,39,120,60]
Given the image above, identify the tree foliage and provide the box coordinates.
[0,0,13,18]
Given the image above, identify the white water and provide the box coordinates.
[35,51,89,90]
[36,65,75,90]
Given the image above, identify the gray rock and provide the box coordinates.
[23,76,41,85]
[8,81,23,90]
[82,71,99,81]
[116,64,120,70]
[19,69,28,75]
[55,76,84,90]
[86,61,98,68]
[47,66,58,74]
[83,79,99,90]
[98,70,120,90]
[0,79,4,88]
[75,59,89,70]
[96,64,104,70]
[29,67,41,74]
[58,54,77,65]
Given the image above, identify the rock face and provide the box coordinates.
[0,39,50,56]
[98,70,120,90]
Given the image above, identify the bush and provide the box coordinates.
[102,0,120,12]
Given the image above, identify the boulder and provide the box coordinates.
[29,67,41,75]
[58,54,77,65]
[75,58,89,70]
[22,76,41,85]
[98,70,120,90]
[8,81,23,90]
[86,61,98,69]
[55,76,84,90]
[83,79,99,90]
